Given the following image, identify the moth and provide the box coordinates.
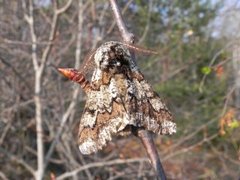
[58,41,176,154]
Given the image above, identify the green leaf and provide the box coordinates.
[201,66,211,75]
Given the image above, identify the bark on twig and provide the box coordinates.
[24,0,44,178]
[109,0,167,179]
[137,130,166,180]
[56,158,148,180]
[109,0,134,43]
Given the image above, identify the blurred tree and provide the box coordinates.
[212,1,240,119]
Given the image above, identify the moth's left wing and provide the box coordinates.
[125,75,176,135]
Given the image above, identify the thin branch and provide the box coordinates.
[0,147,35,177]
[106,0,134,36]
[199,41,234,92]
[44,87,80,170]
[23,0,39,71]
[207,141,240,166]
[44,0,82,172]
[163,133,218,161]
[2,38,53,46]
[0,171,8,180]
[162,92,234,156]
[23,1,72,179]
[39,0,72,74]
[109,0,134,43]
[75,0,83,69]
[56,158,148,180]
[137,130,166,180]
[138,0,153,44]
[24,0,44,179]
[56,0,73,15]
[109,1,166,179]
[0,118,12,145]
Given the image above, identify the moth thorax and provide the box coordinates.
[94,41,131,71]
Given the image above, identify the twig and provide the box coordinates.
[207,140,240,166]
[0,171,8,180]
[23,0,44,179]
[162,87,235,156]
[44,87,80,170]
[137,130,166,180]
[44,0,82,173]
[0,118,12,145]
[0,147,35,177]
[199,41,234,92]
[138,0,153,44]
[109,0,166,179]
[106,0,134,36]
[163,133,218,161]
[109,0,134,43]
[23,0,73,179]
[56,158,148,180]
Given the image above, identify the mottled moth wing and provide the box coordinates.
[78,41,176,154]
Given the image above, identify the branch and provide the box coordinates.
[109,0,134,43]
[138,0,152,44]
[163,133,218,161]
[23,0,38,71]
[106,0,134,36]
[44,0,82,172]
[109,1,166,179]
[56,0,73,15]
[0,171,8,180]
[39,0,72,74]
[56,158,148,180]
[0,147,35,177]
[44,87,80,170]
[23,1,72,179]
[137,130,166,180]
[23,0,44,179]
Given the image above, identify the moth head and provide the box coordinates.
[94,41,131,72]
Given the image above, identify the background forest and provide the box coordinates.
[0,0,240,179]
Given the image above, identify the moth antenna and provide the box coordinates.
[58,68,90,92]
[120,42,158,55]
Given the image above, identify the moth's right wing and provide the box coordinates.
[78,82,130,155]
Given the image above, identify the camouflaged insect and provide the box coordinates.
[58,41,176,154]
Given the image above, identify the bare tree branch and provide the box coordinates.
[0,147,35,177]
[56,0,73,15]
[109,0,134,43]
[44,0,82,173]
[44,87,80,170]
[0,171,8,180]
[138,130,167,180]
[56,158,148,180]
[138,0,153,44]
[23,0,44,179]
[106,0,134,36]
[23,0,73,179]
[109,0,167,179]
[23,0,39,71]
